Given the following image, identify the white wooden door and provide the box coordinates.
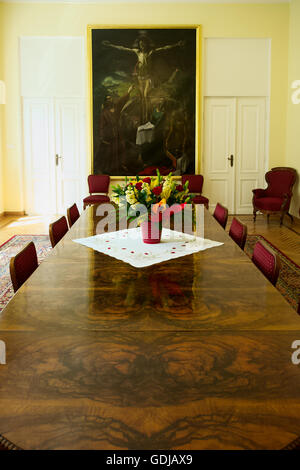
[235,97,266,214]
[23,97,86,215]
[203,98,236,213]
[55,98,86,214]
[203,97,267,214]
[23,98,56,215]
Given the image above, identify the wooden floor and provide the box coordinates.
[0,214,59,246]
[1,211,300,265]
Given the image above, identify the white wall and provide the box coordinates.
[204,38,271,97]
[20,37,85,98]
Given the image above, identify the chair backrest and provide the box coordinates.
[252,240,280,286]
[88,175,110,194]
[265,167,296,198]
[9,241,38,292]
[229,217,248,250]
[49,216,69,248]
[67,203,80,228]
[213,203,228,229]
[181,175,204,194]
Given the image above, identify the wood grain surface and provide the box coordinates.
[0,206,300,450]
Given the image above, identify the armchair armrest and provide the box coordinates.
[252,188,266,198]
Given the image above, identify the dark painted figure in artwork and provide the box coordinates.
[102,33,184,123]
[92,29,196,176]
[94,85,134,175]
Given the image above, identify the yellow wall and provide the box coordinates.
[0,1,290,212]
[0,7,4,215]
[0,104,4,215]
[0,98,4,213]
[286,0,300,217]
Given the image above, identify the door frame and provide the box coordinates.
[22,97,87,215]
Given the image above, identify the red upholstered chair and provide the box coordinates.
[252,240,280,286]
[9,241,38,293]
[67,203,80,228]
[229,217,248,250]
[213,203,228,229]
[138,166,172,176]
[49,216,69,248]
[252,167,297,225]
[83,175,110,210]
[181,175,209,209]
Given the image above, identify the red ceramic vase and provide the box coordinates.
[141,215,162,244]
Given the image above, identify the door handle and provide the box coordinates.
[55,154,62,166]
[227,155,234,167]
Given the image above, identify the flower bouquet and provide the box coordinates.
[111,171,194,244]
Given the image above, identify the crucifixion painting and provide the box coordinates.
[90,27,199,177]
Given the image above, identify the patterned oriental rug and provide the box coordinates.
[0,233,299,314]
[0,235,52,314]
[245,234,300,313]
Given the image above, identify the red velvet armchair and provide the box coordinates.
[181,175,209,209]
[252,167,297,225]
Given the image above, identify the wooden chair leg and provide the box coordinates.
[287,212,294,223]
[267,214,270,223]
[280,213,284,226]
[253,209,257,222]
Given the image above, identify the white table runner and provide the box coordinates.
[73,228,223,268]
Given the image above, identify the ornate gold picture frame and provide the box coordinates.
[88,25,201,179]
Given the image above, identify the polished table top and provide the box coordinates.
[0,207,300,449]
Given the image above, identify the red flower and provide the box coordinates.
[176,184,184,192]
[142,177,151,184]
[152,185,163,196]
[135,182,143,190]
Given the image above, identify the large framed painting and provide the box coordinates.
[88,25,201,177]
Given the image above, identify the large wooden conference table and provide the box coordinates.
[1,206,300,450]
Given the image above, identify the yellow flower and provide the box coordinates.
[125,188,137,205]
[151,177,159,189]
[162,187,171,200]
[162,178,173,200]
[142,182,150,191]
[111,195,120,205]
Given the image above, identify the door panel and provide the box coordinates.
[23,98,56,215]
[203,98,235,213]
[55,98,86,213]
[235,98,266,214]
